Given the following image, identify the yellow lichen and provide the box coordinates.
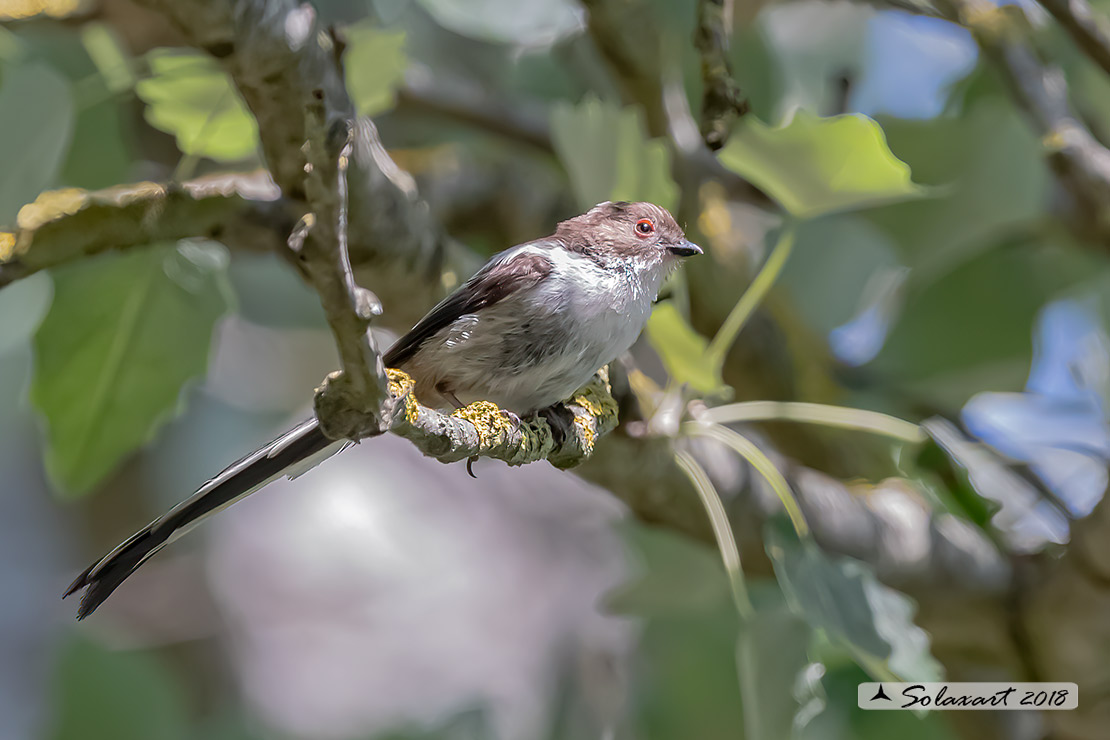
[16,188,88,231]
[386,368,419,424]
[0,232,15,262]
[572,411,596,454]
[451,400,511,448]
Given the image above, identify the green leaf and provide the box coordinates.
[0,62,74,224]
[135,49,259,162]
[870,102,1049,273]
[31,241,231,496]
[606,522,731,617]
[645,302,724,393]
[765,521,943,683]
[736,604,812,740]
[344,24,408,117]
[48,637,188,740]
[718,111,922,218]
[551,96,678,211]
[780,215,901,336]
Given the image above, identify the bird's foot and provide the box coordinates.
[536,406,574,447]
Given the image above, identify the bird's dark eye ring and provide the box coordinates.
[635,218,655,237]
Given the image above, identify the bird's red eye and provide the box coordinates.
[635,218,655,237]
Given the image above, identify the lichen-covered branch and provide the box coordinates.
[386,368,619,470]
[0,173,282,287]
[1039,0,1110,80]
[694,0,749,150]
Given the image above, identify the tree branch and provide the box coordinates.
[0,172,282,287]
[388,368,619,470]
[936,0,1110,245]
[1039,0,1110,79]
[295,97,394,439]
[694,0,749,150]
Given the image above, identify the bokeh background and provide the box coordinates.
[2,0,1109,738]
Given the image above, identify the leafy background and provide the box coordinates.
[0,0,1108,738]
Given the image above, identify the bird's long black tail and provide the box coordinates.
[63,419,343,619]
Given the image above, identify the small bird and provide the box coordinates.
[64,201,701,618]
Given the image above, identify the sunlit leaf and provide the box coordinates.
[645,302,723,393]
[48,637,188,740]
[344,24,408,117]
[31,240,231,495]
[135,49,259,162]
[551,96,678,211]
[718,111,922,218]
[0,62,74,224]
[765,521,943,683]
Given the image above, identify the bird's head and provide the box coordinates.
[555,201,702,270]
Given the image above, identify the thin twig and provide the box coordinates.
[684,420,810,537]
[706,225,795,372]
[298,93,392,439]
[675,448,755,619]
[704,401,927,444]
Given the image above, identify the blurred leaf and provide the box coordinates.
[870,102,1048,274]
[765,521,943,683]
[781,216,901,335]
[718,111,922,218]
[606,522,731,617]
[415,0,582,46]
[799,663,957,740]
[344,24,408,116]
[644,302,724,394]
[551,96,678,211]
[871,243,1087,409]
[730,23,783,123]
[48,637,188,740]
[0,62,74,224]
[136,49,259,162]
[633,593,746,740]
[367,708,491,740]
[31,241,231,495]
[736,604,812,740]
[62,94,133,190]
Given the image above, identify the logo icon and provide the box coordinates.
[871,684,892,702]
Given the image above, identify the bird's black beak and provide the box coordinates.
[668,240,703,257]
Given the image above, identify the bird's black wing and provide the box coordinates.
[383,244,554,368]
